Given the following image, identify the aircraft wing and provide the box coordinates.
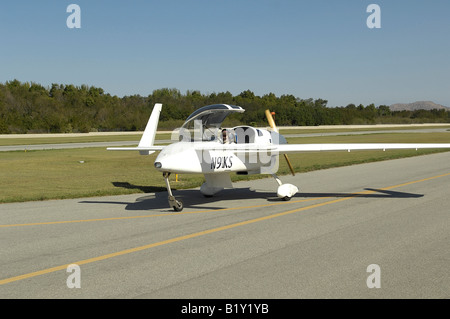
[107,146,165,151]
[107,146,164,155]
[192,142,450,154]
[108,143,450,156]
[275,143,450,153]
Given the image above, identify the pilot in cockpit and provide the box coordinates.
[221,128,235,144]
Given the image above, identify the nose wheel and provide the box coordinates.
[163,172,183,211]
[169,195,183,211]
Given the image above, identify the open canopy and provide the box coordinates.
[181,104,245,130]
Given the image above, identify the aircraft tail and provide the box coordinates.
[107,103,163,155]
[138,103,162,154]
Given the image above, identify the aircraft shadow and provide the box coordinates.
[299,188,424,199]
[79,182,423,212]
[111,182,166,193]
[81,185,281,211]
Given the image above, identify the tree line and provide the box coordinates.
[0,80,448,134]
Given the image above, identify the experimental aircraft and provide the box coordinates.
[108,103,450,211]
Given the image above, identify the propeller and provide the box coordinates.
[265,109,295,176]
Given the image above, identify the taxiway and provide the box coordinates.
[1,152,449,298]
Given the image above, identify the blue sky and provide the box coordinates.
[1,0,449,107]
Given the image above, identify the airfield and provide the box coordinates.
[1,126,450,298]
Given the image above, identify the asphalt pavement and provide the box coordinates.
[1,152,449,298]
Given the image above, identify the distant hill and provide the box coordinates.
[390,101,450,112]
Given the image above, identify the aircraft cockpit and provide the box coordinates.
[220,128,236,144]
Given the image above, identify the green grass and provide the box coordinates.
[0,132,449,203]
[286,132,450,144]
[0,133,172,146]
[279,125,450,135]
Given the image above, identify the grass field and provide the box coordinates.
[1,131,449,203]
[0,133,173,146]
[278,125,450,135]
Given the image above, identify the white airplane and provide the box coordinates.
[108,103,450,211]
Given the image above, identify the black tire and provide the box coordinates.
[173,199,184,211]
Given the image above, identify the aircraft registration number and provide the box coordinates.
[210,156,233,170]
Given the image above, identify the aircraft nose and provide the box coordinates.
[154,142,202,173]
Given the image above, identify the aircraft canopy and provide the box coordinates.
[181,104,245,130]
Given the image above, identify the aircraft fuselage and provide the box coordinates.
[154,126,281,175]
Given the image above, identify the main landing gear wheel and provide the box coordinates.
[272,173,298,201]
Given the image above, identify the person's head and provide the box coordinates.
[222,129,227,141]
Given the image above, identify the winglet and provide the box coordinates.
[138,103,162,155]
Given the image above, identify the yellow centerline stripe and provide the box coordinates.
[1,172,448,286]
[379,172,450,190]
[0,197,350,286]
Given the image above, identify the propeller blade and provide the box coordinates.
[265,109,295,176]
[265,109,278,132]
[283,154,295,176]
